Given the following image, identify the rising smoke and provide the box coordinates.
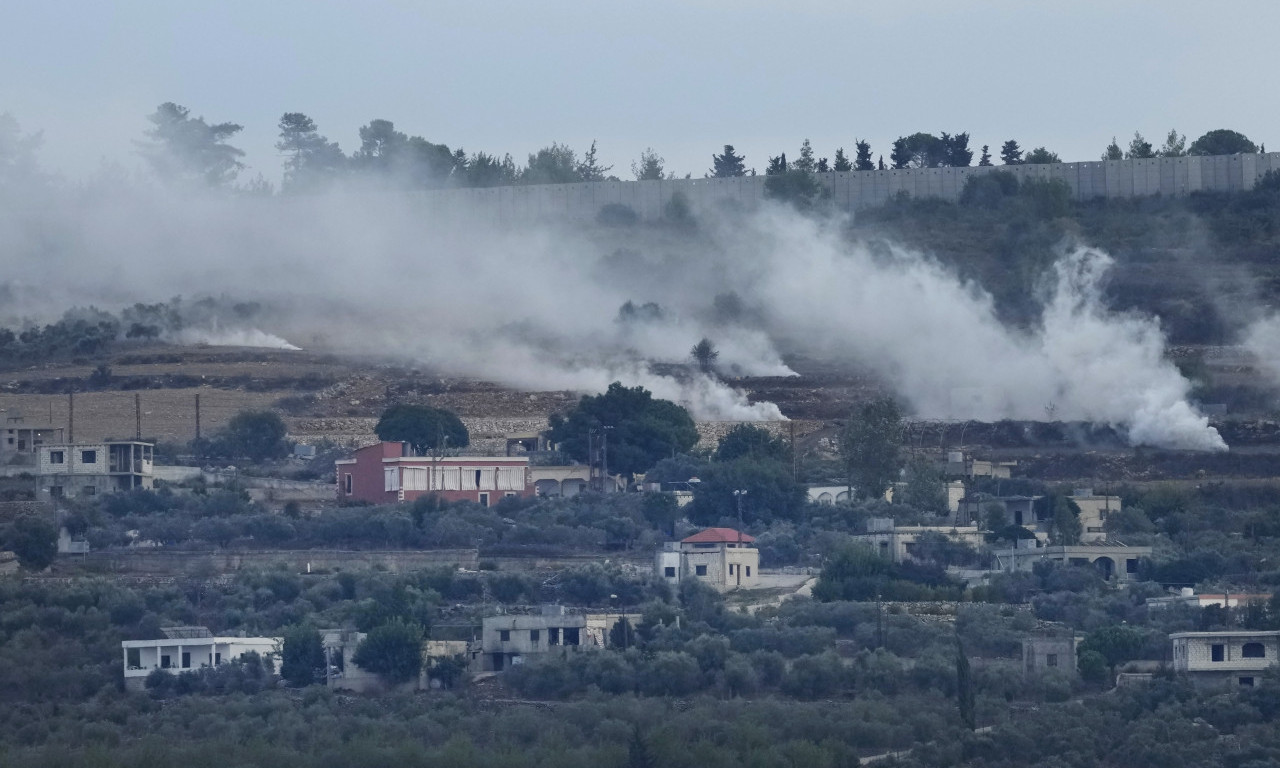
[0,129,1242,449]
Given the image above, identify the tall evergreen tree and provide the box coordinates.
[1000,139,1023,165]
[632,148,666,180]
[576,140,612,181]
[890,137,912,169]
[855,140,874,171]
[765,153,787,175]
[792,139,817,172]
[956,639,976,731]
[1102,137,1124,160]
[978,145,993,166]
[140,102,245,186]
[832,147,852,172]
[816,157,829,173]
[1126,131,1155,159]
[942,132,973,166]
[276,113,345,191]
[1158,129,1187,157]
[710,145,747,177]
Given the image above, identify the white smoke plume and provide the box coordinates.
[1242,314,1280,389]
[0,149,1225,446]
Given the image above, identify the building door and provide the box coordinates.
[492,653,504,671]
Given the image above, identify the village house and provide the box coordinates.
[475,605,642,672]
[853,517,986,564]
[941,451,1017,480]
[1022,635,1079,677]
[335,441,533,506]
[992,539,1152,581]
[36,440,154,502]
[121,626,279,691]
[1170,630,1280,688]
[0,413,63,465]
[1147,588,1274,611]
[961,489,1119,544]
[655,527,759,591]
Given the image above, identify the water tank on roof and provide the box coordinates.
[1181,587,1195,598]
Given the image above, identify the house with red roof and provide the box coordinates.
[655,527,759,591]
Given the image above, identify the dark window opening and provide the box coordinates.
[214,653,221,665]
[81,450,96,463]
[1046,654,1058,667]
[1212,644,1225,662]
[127,648,141,669]
[479,493,489,507]
[50,450,64,464]
[499,630,510,642]
[181,652,190,669]
[1243,642,1266,659]
[475,470,482,487]
[530,630,540,643]
[160,654,171,669]
[664,567,676,578]
[344,474,352,494]
[728,564,735,575]
[82,486,97,496]
[745,566,751,577]
[564,627,580,646]
[1240,676,1255,687]
[1126,558,1138,573]
[695,565,707,576]
[549,628,560,645]
[49,486,63,498]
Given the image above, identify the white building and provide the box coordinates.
[1170,630,1280,688]
[655,527,759,591]
[1148,588,1274,612]
[37,440,154,501]
[476,606,641,672]
[121,627,279,690]
[993,540,1152,581]
[854,517,985,564]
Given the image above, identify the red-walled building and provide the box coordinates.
[335,442,533,506]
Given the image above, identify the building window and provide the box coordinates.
[530,630,540,643]
[49,486,63,498]
[1240,676,1256,687]
[549,628,560,645]
[81,450,96,464]
[214,653,221,665]
[82,486,97,497]
[499,630,510,642]
[1126,558,1138,573]
[729,564,735,576]
[127,648,141,669]
[1212,644,1225,662]
[564,627,580,646]
[160,654,171,669]
[49,450,64,464]
[1242,642,1266,659]
[344,474,352,494]
[745,566,751,577]
[664,567,676,578]
[695,565,707,576]
[181,652,191,669]
[1046,654,1058,667]
[479,493,489,507]
[505,492,516,498]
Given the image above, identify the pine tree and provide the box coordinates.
[943,132,973,166]
[1000,140,1023,165]
[710,144,747,177]
[832,147,852,172]
[978,145,992,166]
[765,153,787,175]
[890,137,912,169]
[628,725,656,768]
[877,155,885,170]
[1126,132,1155,159]
[956,639,976,731]
[1159,129,1187,157]
[793,139,817,172]
[1102,137,1123,161]
[576,140,613,181]
[855,140,874,171]
[816,157,829,173]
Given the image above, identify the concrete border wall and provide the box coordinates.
[418,153,1280,224]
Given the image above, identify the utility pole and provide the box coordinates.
[601,425,613,492]
[194,394,201,440]
[135,394,142,440]
[67,392,74,443]
[790,421,798,482]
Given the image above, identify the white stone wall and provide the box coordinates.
[1174,635,1280,672]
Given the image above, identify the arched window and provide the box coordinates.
[1242,642,1266,659]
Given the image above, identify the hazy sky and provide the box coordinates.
[4,0,1277,183]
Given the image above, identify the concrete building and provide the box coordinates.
[320,629,379,692]
[1170,630,1280,688]
[121,626,279,690]
[960,490,1119,544]
[656,527,760,591]
[1148,588,1274,612]
[993,539,1152,581]
[36,440,154,502]
[808,486,852,505]
[854,517,986,564]
[1,413,63,466]
[1023,635,1079,677]
[942,451,1016,480]
[476,606,641,672]
[530,465,623,497]
[335,441,533,506]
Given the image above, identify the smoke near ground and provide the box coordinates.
[0,129,1241,448]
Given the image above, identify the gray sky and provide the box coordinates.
[4,0,1277,183]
